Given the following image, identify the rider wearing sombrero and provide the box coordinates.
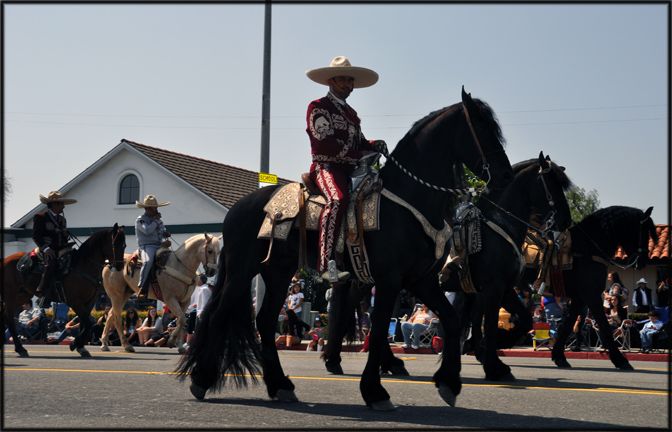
[305,56,388,283]
[33,191,77,301]
[135,194,171,300]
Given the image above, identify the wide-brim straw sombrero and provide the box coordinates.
[136,194,171,208]
[306,56,379,89]
[39,191,77,205]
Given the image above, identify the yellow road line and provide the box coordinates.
[4,367,667,396]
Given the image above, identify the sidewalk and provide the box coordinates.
[278,340,670,363]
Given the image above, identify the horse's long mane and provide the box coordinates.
[511,158,573,191]
[71,229,109,267]
[392,98,506,156]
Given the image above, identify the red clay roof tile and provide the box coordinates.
[124,139,293,209]
[614,225,670,262]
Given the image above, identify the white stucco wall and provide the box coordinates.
[7,147,228,255]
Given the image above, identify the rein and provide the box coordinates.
[382,102,495,197]
[478,164,560,237]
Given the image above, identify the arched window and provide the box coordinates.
[118,174,140,205]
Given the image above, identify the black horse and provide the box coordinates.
[176,88,514,410]
[2,224,126,358]
[546,206,657,370]
[324,153,573,382]
[456,154,572,381]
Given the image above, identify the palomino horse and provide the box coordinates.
[176,88,514,410]
[100,233,220,353]
[2,224,126,358]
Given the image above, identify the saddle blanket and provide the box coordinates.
[257,182,381,241]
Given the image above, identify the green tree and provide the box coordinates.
[3,170,11,203]
[566,186,600,223]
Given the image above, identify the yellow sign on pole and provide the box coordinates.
[259,172,278,184]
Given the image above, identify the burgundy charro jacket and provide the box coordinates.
[306,92,376,167]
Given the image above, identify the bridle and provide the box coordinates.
[480,160,561,237]
[383,102,495,198]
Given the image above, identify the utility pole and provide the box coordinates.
[259,1,271,177]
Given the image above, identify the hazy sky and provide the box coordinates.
[4,3,668,226]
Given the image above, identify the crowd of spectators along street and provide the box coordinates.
[6,271,669,354]
[4,274,215,348]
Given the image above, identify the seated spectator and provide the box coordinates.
[401,304,436,349]
[306,316,326,352]
[154,308,177,347]
[137,306,162,346]
[50,315,81,344]
[606,295,627,330]
[123,306,141,346]
[639,310,664,353]
[17,301,44,340]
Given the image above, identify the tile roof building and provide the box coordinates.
[5,139,293,256]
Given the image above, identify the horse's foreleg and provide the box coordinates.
[416,278,462,407]
[5,307,29,357]
[481,284,513,381]
[360,285,397,410]
[551,298,582,368]
[69,303,93,358]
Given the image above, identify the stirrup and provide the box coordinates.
[322,260,350,283]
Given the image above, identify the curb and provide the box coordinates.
[277,341,669,363]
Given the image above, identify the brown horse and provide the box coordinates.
[100,233,219,353]
[2,224,126,358]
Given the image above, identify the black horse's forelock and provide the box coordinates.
[512,158,573,191]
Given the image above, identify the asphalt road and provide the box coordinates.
[2,344,669,430]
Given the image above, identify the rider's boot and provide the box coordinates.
[137,278,150,300]
[321,259,350,283]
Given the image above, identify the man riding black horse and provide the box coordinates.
[33,190,77,303]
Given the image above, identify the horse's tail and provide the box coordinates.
[175,245,262,390]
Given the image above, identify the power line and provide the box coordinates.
[6,116,666,130]
[5,103,665,120]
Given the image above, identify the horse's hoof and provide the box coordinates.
[274,389,299,402]
[124,345,135,353]
[367,399,397,411]
[69,342,77,352]
[190,383,207,400]
[326,364,344,375]
[77,347,92,358]
[617,362,634,371]
[485,372,515,381]
[100,345,110,352]
[438,385,457,407]
[553,357,572,368]
[17,349,29,358]
[387,363,410,376]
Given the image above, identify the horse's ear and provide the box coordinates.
[559,166,566,171]
[113,222,119,232]
[538,151,545,165]
[461,85,474,106]
[204,232,211,241]
[644,206,653,217]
